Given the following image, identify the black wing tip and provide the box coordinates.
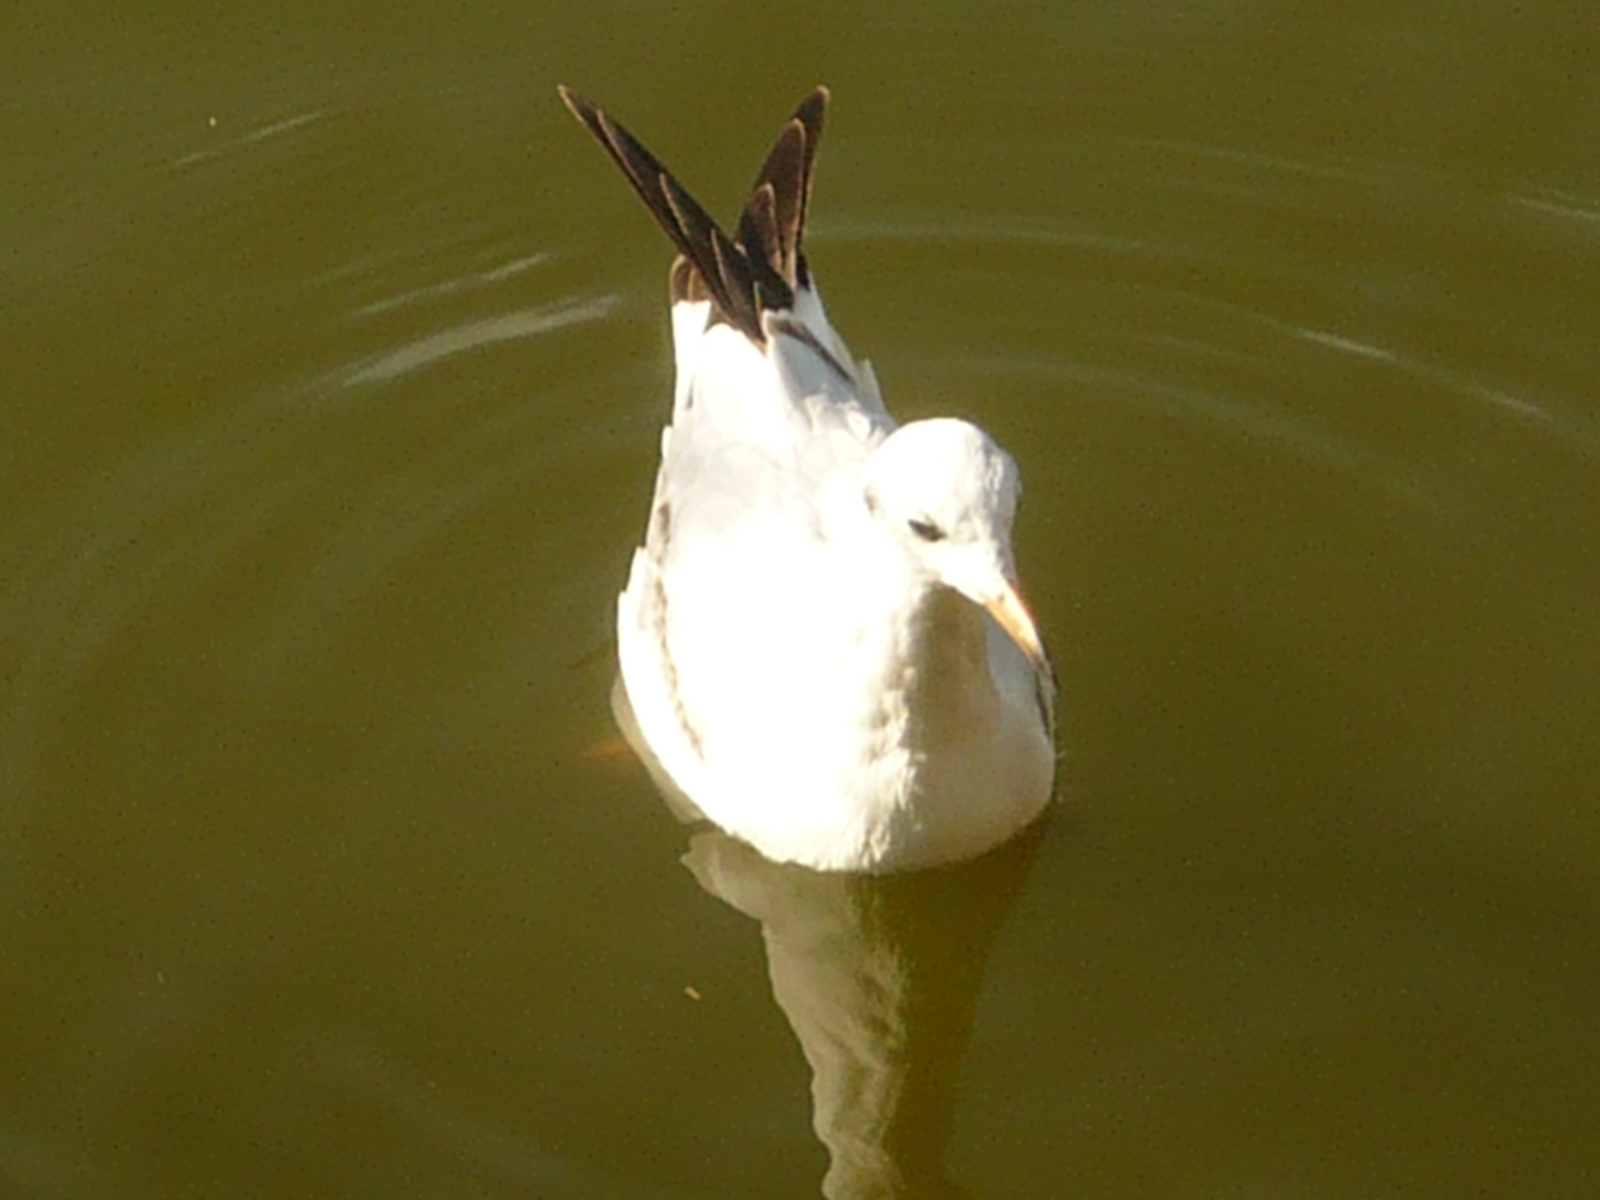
[558,85,833,338]
[798,85,830,122]
[556,84,596,128]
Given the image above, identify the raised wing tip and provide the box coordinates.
[799,85,830,118]
[559,85,835,341]
[557,85,605,132]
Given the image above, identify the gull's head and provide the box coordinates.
[862,418,1049,675]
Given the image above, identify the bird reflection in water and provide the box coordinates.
[683,827,1040,1200]
[608,552,1047,1198]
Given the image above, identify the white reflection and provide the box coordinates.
[682,829,1037,1200]
[620,680,1042,1198]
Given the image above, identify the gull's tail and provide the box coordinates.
[557,85,829,344]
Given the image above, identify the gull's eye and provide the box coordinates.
[907,517,945,543]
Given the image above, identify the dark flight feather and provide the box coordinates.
[736,87,827,290]
[557,85,830,343]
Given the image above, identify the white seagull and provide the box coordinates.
[560,85,1056,873]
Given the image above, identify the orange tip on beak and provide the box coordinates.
[984,582,1051,683]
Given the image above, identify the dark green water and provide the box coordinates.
[4,4,1598,1197]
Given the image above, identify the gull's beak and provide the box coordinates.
[983,580,1053,683]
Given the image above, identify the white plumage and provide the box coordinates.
[561,86,1056,872]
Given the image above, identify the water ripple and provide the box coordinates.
[344,294,619,385]
[354,251,559,317]
[0,283,628,801]
[169,108,330,170]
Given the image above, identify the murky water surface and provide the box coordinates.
[4,5,1598,1196]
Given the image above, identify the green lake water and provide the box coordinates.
[4,4,1598,1196]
